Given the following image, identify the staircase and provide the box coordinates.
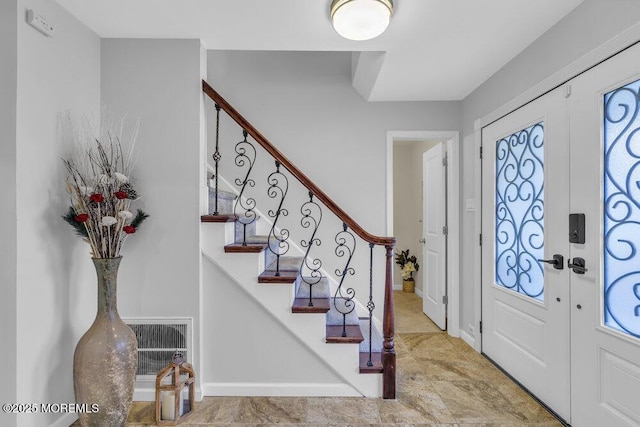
[200,80,396,399]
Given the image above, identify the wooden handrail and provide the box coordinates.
[203,80,395,247]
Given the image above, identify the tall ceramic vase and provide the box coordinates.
[74,257,138,427]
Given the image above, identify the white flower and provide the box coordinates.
[97,174,109,184]
[114,172,129,183]
[79,185,94,196]
[117,210,133,220]
[401,262,416,280]
[101,216,117,226]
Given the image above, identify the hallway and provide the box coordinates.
[109,292,561,426]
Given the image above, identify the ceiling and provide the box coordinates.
[55,0,584,101]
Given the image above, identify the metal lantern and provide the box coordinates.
[155,352,195,425]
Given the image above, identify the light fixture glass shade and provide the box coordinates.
[331,0,393,41]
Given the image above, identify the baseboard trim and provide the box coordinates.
[393,284,402,291]
[460,329,476,350]
[202,382,361,397]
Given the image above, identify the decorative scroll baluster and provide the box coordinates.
[212,104,222,215]
[233,130,257,245]
[367,243,375,367]
[267,161,290,275]
[334,223,356,337]
[299,192,323,306]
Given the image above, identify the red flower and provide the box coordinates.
[89,193,104,203]
[114,191,128,200]
[74,213,89,223]
[123,225,136,234]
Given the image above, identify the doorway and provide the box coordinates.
[481,41,640,426]
[386,131,460,337]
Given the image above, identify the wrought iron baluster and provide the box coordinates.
[367,243,375,367]
[334,223,356,337]
[267,161,290,275]
[212,104,222,215]
[233,130,257,245]
[299,192,323,306]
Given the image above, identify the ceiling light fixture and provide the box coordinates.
[330,0,394,41]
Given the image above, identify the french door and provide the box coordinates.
[482,42,640,425]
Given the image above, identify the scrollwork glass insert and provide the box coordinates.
[495,122,545,301]
[603,78,640,339]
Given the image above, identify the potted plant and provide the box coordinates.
[395,249,420,293]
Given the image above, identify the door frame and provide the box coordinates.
[386,130,460,337]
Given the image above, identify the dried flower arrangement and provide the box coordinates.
[62,117,148,258]
[394,249,420,281]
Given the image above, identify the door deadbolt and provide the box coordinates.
[568,257,588,274]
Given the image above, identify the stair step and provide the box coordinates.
[224,243,267,253]
[326,325,364,343]
[234,218,258,244]
[292,297,330,313]
[326,298,360,326]
[258,269,298,283]
[266,254,304,272]
[201,214,237,223]
[295,276,330,298]
[359,352,383,373]
[208,188,236,215]
[245,235,269,244]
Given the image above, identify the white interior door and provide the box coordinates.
[568,42,640,427]
[422,143,447,330]
[481,86,571,421]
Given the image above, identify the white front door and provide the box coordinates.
[569,42,640,427]
[482,41,640,426]
[481,86,572,421]
[422,143,447,330]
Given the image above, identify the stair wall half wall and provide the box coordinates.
[201,221,382,397]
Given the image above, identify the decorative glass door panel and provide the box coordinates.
[495,122,545,301]
[603,78,640,339]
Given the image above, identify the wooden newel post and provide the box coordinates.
[382,243,396,399]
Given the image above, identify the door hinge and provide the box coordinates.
[479,233,483,246]
[442,295,448,305]
[479,321,483,334]
[442,225,448,235]
[442,156,448,166]
[480,146,483,159]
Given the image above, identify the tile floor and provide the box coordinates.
[77,291,562,426]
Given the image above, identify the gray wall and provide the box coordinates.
[101,39,206,390]
[459,0,640,341]
[13,0,101,425]
[0,1,18,425]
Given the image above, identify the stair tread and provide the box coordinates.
[359,352,383,373]
[292,297,330,313]
[326,297,360,326]
[224,243,267,253]
[245,235,269,244]
[258,269,299,283]
[201,214,237,223]
[326,325,364,343]
[266,255,304,271]
[208,188,237,200]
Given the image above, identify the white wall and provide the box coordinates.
[101,38,205,394]
[459,0,640,342]
[14,0,101,426]
[203,261,343,387]
[0,1,18,425]
[207,50,461,324]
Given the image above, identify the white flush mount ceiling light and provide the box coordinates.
[330,0,394,41]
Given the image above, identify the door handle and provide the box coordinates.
[568,257,588,274]
[419,238,426,244]
[537,254,564,270]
